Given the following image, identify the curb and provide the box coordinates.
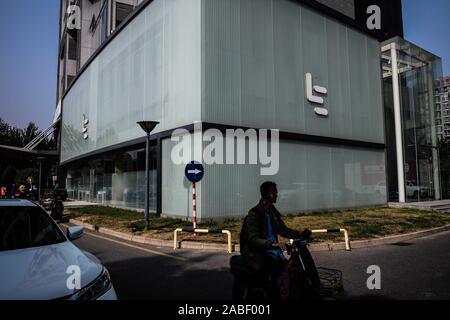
[346,224,450,250]
[388,202,450,212]
[67,219,450,253]
[68,219,174,248]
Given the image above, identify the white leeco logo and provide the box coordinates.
[305,73,328,117]
[82,114,89,140]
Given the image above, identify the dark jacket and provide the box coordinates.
[240,200,303,270]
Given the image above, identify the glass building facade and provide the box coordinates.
[382,37,444,202]
[58,0,444,219]
[65,145,157,210]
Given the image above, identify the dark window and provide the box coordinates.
[0,206,66,252]
[115,3,134,29]
[67,75,75,86]
[101,3,109,44]
[68,35,78,60]
[315,0,355,19]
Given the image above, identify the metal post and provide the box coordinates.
[391,43,406,203]
[38,161,42,202]
[144,133,150,230]
[192,182,197,229]
[137,121,159,230]
[156,138,162,216]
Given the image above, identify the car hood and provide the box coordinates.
[0,241,103,300]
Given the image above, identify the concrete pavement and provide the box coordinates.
[67,226,234,300]
[314,230,450,300]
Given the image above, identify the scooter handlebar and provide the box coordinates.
[285,237,313,254]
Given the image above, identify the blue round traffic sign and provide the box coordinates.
[185,161,205,183]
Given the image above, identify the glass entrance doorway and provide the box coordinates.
[382,37,444,203]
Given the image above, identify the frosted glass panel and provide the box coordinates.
[202,0,384,144]
[62,0,201,163]
[162,137,202,219]
[202,141,387,219]
[273,0,304,133]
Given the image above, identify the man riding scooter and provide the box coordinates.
[236,181,313,300]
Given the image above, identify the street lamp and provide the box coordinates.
[36,157,46,202]
[137,121,160,230]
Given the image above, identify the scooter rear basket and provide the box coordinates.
[317,267,344,298]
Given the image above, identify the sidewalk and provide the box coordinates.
[64,201,99,208]
[389,200,450,212]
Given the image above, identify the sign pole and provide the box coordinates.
[192,182,197,229]
[185,161,204,229]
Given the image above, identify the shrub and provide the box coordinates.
[42,188,68,201]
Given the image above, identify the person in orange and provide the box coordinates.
[0,186,7,199]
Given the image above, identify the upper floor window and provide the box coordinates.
[115,2,134,29]
[68,35,78,61]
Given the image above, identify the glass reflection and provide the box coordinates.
[65,146,157,211]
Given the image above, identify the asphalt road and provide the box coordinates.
[64,226,450,300]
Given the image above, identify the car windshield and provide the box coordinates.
[0,206,66,252]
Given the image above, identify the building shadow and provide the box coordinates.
[103,252,234,300]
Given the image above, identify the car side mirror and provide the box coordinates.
[67,226,84,241]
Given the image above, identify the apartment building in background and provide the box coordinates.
[57,0,144,102]
[435,76,450,140]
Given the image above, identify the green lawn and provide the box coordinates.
[64,206,450,244]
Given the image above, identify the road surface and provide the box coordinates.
[64,226,450,300]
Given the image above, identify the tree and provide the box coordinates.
[0,118,56,150]
[15,168,39,186]
[22,122,39,147]
[1,165,17,186]
[0,118,24,147]
[0,118,9,141]
[21,121,56,150]
[0,119,57,189]
[9,127,23,147]
[0,118,13,146]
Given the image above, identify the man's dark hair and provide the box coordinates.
[260,181,277,198]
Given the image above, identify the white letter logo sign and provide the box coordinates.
[82,114,89,140]
[305,73,328,117]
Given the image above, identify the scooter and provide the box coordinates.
[230,236,322,301]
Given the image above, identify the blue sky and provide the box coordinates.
[0,0,59,130]
[403,0,450,75]
[0,0,449,130]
